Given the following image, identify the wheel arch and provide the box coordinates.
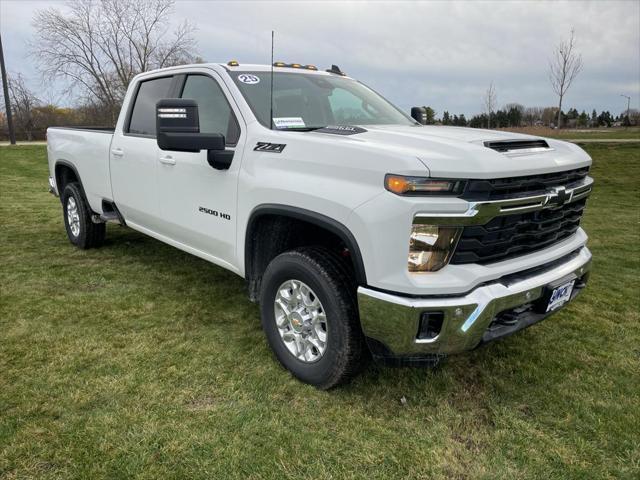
[244,204,368,300]
[54,160,86,203]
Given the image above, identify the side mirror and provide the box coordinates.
[411,107,428,125]
[156,99,233,170]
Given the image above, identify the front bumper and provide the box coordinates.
[358,246,592,362]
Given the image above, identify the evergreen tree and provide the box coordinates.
[468,114,488,128]
[422,106,437,124]
[578,110,588,127]
[597,110,613,127]
[506,106,522,127]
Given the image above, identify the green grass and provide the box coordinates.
[505,126,640,140]
[1,144,639,479]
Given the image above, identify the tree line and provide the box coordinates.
[0,0,637,141]
[419,104,638,129]
[1,0,197,141]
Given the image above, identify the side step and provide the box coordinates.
[91,200,126,226]
[96,211,121,223]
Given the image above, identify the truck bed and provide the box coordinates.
[47,126,114,213]
[48,126,115,133]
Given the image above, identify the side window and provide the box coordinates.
[181,75,240,145]
[128,76,173,136]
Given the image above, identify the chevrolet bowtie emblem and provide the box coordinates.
[545,186,572,207]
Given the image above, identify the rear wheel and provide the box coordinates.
[62,182,105,249]
[260,247,366,389]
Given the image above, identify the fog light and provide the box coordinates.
[409,224,461,272]
[418,311,444,340]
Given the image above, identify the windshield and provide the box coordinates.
[231,71,415,130]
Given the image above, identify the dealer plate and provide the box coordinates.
[546,280,575,312]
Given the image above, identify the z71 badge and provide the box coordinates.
[254,142,286,153]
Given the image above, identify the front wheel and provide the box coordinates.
[61,182,105,249]
[260,247,366,389]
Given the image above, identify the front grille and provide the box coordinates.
[451,198,587,264]
[463,167,590,201]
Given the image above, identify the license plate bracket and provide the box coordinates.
[535,275,576,313]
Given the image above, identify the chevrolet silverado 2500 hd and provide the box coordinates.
[47,62,593,389]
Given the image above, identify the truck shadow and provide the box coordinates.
[98,224,576,408]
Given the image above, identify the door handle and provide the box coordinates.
[159,155,176,165]
[111,148,124,157]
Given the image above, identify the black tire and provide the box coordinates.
[61,182,106,249]
[260,247,366,389]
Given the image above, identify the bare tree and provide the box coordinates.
[523,106,544,126]
[32,0,197,123]
[3,73,41,141]
[483,82,497,129]
[503,103,525,115]
[542,106,559,127]
[626,108,640,126]
[549,28,583,128]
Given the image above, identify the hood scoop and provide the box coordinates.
[484,139,551,153]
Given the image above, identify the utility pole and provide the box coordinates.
[620,94,631,125]
[0,34,16,145]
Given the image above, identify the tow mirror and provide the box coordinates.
[156,99,233,170]
[411,107,428,125]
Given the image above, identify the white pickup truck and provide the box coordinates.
[47,62,593,388]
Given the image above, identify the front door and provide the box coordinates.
[156,72,244,269]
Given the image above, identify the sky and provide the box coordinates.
[1,0,639,117]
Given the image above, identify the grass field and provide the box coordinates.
[1,144,639,479]
[504,126,640,140]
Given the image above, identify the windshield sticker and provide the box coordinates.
[273,117,306,129]
[237,74,260,84]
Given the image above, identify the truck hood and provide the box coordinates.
[308,124,592,179]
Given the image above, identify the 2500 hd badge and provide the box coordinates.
[199,206,231,220]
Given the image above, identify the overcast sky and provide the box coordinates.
[1,0,639,117]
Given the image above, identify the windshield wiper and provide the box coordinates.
[276,126,326,132]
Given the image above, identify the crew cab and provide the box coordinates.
[47,62,593,388]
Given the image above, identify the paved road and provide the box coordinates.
[0,141,47,146]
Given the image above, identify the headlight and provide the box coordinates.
[385,174,464,196]
[408,224,461,272]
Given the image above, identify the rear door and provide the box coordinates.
[110,75,174,231]
[155,71,245,269]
